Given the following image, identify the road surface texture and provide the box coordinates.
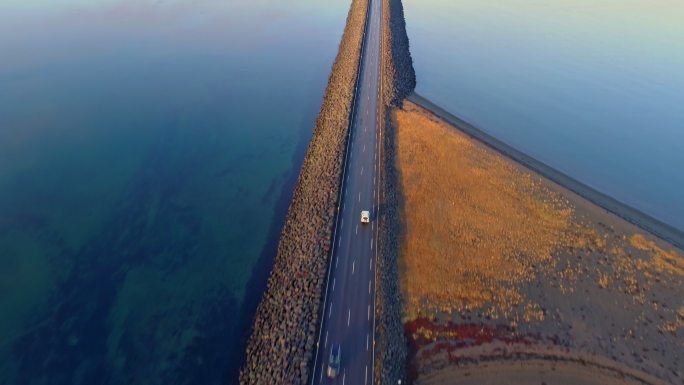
[311,0,382,384]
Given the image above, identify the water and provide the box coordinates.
[0,0,347,384]
[403,0,684,230]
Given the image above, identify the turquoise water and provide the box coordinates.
[404,0,684,230]
[0,0,347,384]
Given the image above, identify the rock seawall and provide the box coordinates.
[381,0,416,107]
[375,0,415,384]
[239,0,369,383]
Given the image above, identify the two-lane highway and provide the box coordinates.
[311,0,383,384]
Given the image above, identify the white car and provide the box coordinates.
[360,210,370,223]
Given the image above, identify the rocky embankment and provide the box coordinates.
[375,0,416,384]
[239,0,369,384]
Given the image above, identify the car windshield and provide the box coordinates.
[330,346,340,366]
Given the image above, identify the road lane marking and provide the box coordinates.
[367,333,369,350]
[352,260,355,274]
[356,224,358,235]
[347,309,351,326]
[339,237,341,248]
[329,302,332,318]
[371,238,373,250]
[341,218,343,229]
[336,255,338,267]
[320,363,324,382]
[325,330,328,348]
[361,166,363,175]
[368,305,370,320]
[358,193,361,202]
[370,257,373,270]
[365,365,368,385]
[363,144,365,152]
[343,372,346,385]
[332,278,335,292]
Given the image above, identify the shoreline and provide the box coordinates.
[408,92,684,250]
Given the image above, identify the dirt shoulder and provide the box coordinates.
[393,101,684,385]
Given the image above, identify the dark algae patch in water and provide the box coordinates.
[6,132,250,385]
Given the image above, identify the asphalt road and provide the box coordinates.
[311,0,382,384]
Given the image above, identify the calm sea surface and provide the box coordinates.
[0,0,346,384]
[404,0,684,230]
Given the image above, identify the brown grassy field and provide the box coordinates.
[394,101,684,385]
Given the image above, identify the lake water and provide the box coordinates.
[0,0,347,384]
[404,0,684,230]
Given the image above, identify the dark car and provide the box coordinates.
[327,344,341,378]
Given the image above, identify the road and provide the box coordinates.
[311,0,383,384]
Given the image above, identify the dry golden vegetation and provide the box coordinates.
[396,102,576,320]
[394,101,684,384]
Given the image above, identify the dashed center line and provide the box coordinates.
[347,309,351,326]
[352,260,355,275]
[332,278,336,292]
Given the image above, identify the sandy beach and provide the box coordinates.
[393,100,684,385]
